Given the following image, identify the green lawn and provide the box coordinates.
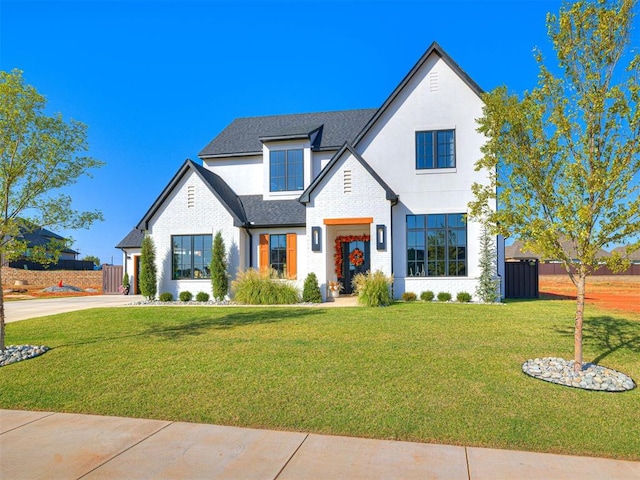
[1,300,639,460]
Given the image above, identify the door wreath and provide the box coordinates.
[349,248,364,267]
[334,235,370,277]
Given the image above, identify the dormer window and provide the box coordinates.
[270,149,304,192]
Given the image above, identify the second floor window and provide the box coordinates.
[270,149,303,192]
[416,130,455,169]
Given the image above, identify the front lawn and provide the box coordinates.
[1,300,638,460]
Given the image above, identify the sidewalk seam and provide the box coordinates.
[76,421,175,480]
[465,447,471,480]
[0,411,57,435]
[273,433,309,480]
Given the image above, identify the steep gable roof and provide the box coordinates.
[198,109,377,158]
[136,159,247,230]
[299,143,398,204]
[352,41,484,148]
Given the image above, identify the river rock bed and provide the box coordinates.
[0,345,50,367]
[522,357,636,392]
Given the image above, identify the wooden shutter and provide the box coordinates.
[259,234,269,272]
[286,233,297,279]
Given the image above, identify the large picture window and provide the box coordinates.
[407,213,466,277]
[270,149,304,192]
[172,235,212,279]
[416,130,455,169]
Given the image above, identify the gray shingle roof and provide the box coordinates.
[198,109,377,158]
[116,228,144,249]
[239,195,306,227]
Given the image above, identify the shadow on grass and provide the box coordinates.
[554,315,640,364]
[145,308,323,340]
[55,307,324,347]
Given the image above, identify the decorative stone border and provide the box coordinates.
[522,357,636,392]
[0,345,50,367]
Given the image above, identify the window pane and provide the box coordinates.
[416,132,433,169]
[448,213,465,228]
[286,149,304,191]
[270,151,286,191]
[437,130,455,168]
[270,234,287,275]
[428,214,446,229]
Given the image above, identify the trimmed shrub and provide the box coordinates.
[139,234,157,301]
[196,291,210,302]
[457,291,472,303]
[352,270,393,307]
[211,230,229,301]
[420,291,435,302]
[159,292,173,302]
[302,272,322,303]
[437,292,452,302]
[402,292,417,302]
[179,291,193,302]
[231,268,300,305]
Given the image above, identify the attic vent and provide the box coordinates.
[429,71,439,92]
[343,170,352,193]
[187,185,195,208]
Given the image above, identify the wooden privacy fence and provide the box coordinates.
[539,263,640,275]
[102,265,123,294]
[505,260,539,299]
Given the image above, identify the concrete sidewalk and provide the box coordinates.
[4,295,144,323]
[1,410,638,479]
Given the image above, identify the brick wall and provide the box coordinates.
[2,267,103,289]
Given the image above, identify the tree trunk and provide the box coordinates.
[0,264,5,352]
[574,273,586,372]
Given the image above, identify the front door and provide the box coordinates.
[341,240,370,294]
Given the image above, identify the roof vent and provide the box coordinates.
[344,170,352,193]
[429,71,439,92]
[187,185,195,208]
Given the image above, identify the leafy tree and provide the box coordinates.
[302,272,322,303]
[139,233,157,300]
[475,220,501,303]
[470,0,640,371]
[0,69,103,351]
[210,230,228,301]
[82,255,101,266]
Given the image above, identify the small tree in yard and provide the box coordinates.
[0,69,103,351]
[139,234,157,300]
[211,231,228,301]
[82,255,100,266]
[476,220,501,303]
[470,0,640,372]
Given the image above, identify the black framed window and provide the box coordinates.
[416,130,455,169]
[172,234,212,279]
[270,149,303,192]
[269,234,287,275]
[407,213,466,277]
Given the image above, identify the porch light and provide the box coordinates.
[312,226,322,252]
[376,224,386,250]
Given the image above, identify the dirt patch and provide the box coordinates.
[539,275,640,315]
[3,284,102,301]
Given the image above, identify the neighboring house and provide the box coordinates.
[117,42,503,301]
[611,245,640,264]
[505,239,611,263]
[5,223,79,266]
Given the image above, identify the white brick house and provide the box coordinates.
[117,42,504,300]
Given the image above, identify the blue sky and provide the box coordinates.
[1,0,624,264]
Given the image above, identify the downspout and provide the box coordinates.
[244,224,253,268]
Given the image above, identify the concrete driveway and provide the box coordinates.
[4,295,143,323]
